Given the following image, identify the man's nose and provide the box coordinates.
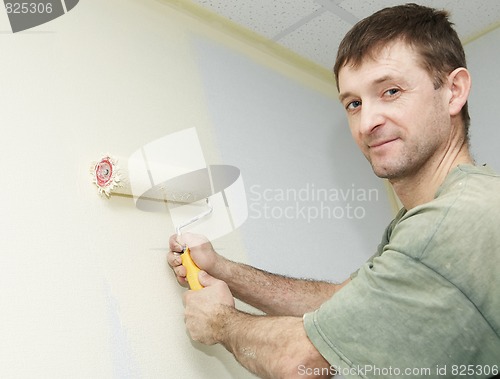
[359,102,384,135]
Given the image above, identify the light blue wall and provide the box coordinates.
[466,27,500,171]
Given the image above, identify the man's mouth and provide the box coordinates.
[369,138,398,149]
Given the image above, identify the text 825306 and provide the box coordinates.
[5,3,53,14]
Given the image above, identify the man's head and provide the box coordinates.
[334,3,470,134]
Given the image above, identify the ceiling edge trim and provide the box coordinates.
[463,21,500,45]
[157,0,336,84]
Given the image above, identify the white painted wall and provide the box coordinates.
[0,1,252,377]
[1,0,496,378]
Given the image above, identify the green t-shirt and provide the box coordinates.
[304,165,500,379]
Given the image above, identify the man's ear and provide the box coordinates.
[447,67,471,117]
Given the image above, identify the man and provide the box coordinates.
[168,4,500,378]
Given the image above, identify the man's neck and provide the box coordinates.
[390,142,474,210]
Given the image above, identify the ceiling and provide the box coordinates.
[188,0,500,71]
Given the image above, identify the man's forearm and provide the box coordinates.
[213,257,344,316]
[214,306,332,379]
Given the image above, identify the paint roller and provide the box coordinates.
[91,154,216,290]
[91,158,246,292]
[90,129,247,290]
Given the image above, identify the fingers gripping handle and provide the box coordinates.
[175,198,212,291]
[181,247,203,290]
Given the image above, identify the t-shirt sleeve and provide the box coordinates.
[349,209,405,280]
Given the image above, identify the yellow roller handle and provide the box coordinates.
[181,247,203,290]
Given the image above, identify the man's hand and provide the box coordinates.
[182,271,235,345]
[167,232,221,288]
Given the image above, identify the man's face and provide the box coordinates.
[338,41,452,180]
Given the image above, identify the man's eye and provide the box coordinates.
[346,100,361,110]
[385,88,399,96]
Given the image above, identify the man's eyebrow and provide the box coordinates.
[373,75,397,85]
[338,91,355,103]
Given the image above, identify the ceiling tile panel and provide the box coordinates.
[187,0,500,71]
[437,0,500,40]
[190,0,322,39]
[278,11,352,70]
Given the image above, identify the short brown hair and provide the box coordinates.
[334,3,470,135]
